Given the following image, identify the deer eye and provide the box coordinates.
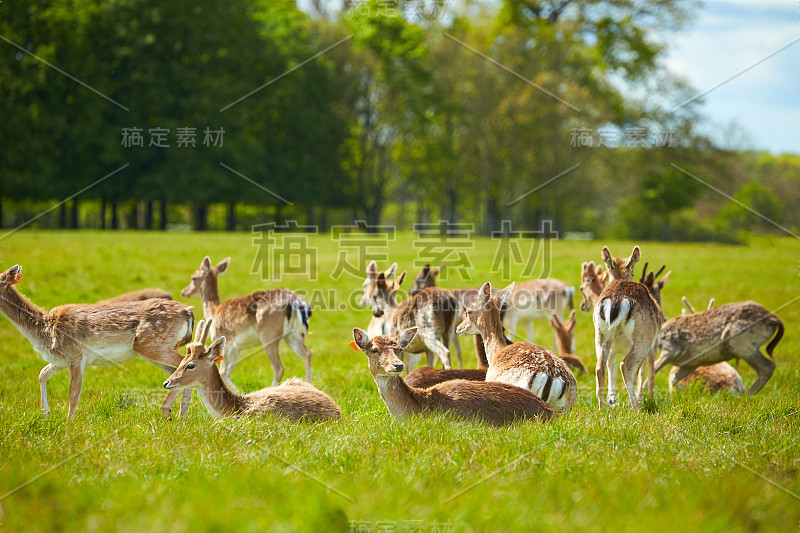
[186,362,196,370]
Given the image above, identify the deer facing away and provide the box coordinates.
[181,256,312,388]
[457,282,578,416]
[164,319,340,421]
[0,265,195,420]
[352,327,552,426]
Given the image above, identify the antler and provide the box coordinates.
[653,264,666,279]
[193,319,206,343]
[639,262,649,283]
[682,296,696,314]
[201,318,213,344]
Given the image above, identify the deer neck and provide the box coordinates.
[0,286,49,346]
[197,366,246,418]
[199,278,221,319]
[476,309,507,364]
[373,375,421,419]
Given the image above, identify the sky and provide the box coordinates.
[298,0,800,155]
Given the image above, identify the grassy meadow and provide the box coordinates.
[0,231,798,532]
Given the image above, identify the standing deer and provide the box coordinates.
[549,311,587,375]
[359,261,397,337]
[371,272,458,371]
[0,265,195,420]
[457,282,577,416]
[593,246,662,409]
[164,319,340,421]
[654,301,782,394]
[352,327,552,426]
[181,257,312,388]
[501,279,575,348]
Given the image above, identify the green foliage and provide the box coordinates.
[716,181,786,234]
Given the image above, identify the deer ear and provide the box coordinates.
[479,282,492,303]
[397,327,418,349]
[422,264,431,274]
[396,271,406,286]
[366,261,377,276]
[660,270,671,287]
[627,246,641,268]
[216,257,230,274]
[432,265,444,277]
[353,328,370,351]
[384,262,397,279]
[206,336,226,362]
[601,247,614,270]
[201,256,212,272]
[499,282,514,308]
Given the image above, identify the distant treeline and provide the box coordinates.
[1,0,798,240]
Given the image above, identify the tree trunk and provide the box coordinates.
[275,204,284,227]
[320,205,329,232]
[484,195,499,236]
[195,203,208,231]
[226,202,236,232]
[71,199,79,229]
[59,202,67,229]
[100,197,106,230]
[305,204,315,229]
[159,200,167,230]
[145,201,153,230]
[111,199,119,230]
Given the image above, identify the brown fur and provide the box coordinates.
[164,321,340,422]
[404,367,487,389]
[579,261,607,312]
[353,328,552,426]
[457,282,577,416]
[668,362,745,394]
[0,265,194,420]
[655,301,782,394]
[181,256,312,388]
[549,311,587,374]
[601,245,640,282]
[97,288,172,304]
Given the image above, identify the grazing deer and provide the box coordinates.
[371,271,458,371]
[352,327,552,425]
[502,279,575,347]
[360,261,397,337]
[579,262,607,312]
[549,311,587,375]
[164,319,340,421]
[593,246,662,409]
[668,363,745,395]
[654,301,783,394]
[457,282,577,416]
[0,265,195,420]
[97,288,172,304]
[181,257,312,388]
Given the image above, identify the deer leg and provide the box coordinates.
[504,315,519,342]
[525,321,535,344]
[595,331,609,408]
[219,344,243,389]
[284,332,313,383]
[421,333,451,370]
[646,347,656,398]
[404,352,423,374]
[743,352,775,395]
[620,349,642,410]
[452,335,463,369]
[67,364,85,422]
[38,364,63,414]
[259,334,284,386]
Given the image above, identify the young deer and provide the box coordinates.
[0,265,195,420]
[549,311,587,375]
[502,279,575,347]
[181,257,312,388]
[654,301,783,394]
[360,261,397,337]
[371,271,458,371]
[96,288,172,304]
[578,262,607,312]
[164,319,340,421]
[593,246,662,409]
[457,282,577,416]
[352,327,552,426]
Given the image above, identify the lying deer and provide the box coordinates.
[164,319,340,421]
[0,265,194,420]
[549,311,587,375]
[360,261,397,337]
[593,246,662,409]
[371,271,458,371]
[181,257,312,388]
[655,301,783,394]
[352,327,552,426]
[96,288,172,304]
[457,282,577,416]
[668,363,745,394]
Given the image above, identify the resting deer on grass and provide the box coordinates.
[96,288,172,304]
[655,300,782,395]
[352,327,552,426]
[457,282,577,416]
[593,246,662,409]
[164,319,340,421]
[549,311,587,375]
[181,257,312,388]
[360,261,397,337]
[0,265,195,420]
[371,271,458,371]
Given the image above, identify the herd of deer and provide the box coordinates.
[0,244,784,426]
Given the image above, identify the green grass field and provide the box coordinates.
[1,231,798,532]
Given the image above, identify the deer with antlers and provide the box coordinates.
[164,319,340,421]
[0,265,195,420]
[371,270,459,371]
[181,257,312,388]
[352,327,552,426]
[593,246,663,409]
[457,282,577,416]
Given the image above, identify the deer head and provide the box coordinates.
[370,271,406,317]
[601,245,640,281]
[163,319,226,390]
[579,261,606,312]
[456,281,514,336]
[0,265,22,289]
[360,261,397,307]
[352,327,418,378]
[408,264,444,296]
[181,256,230,298]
